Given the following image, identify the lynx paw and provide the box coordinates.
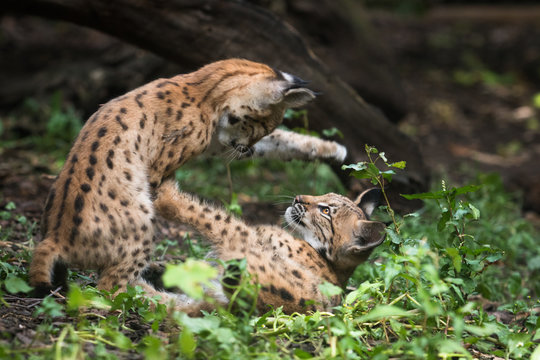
[319,142,347,163]
[333,143,347,162]
[155,179,180,201]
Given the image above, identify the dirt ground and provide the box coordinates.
[1,5,540,347]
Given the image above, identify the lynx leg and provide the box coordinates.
[29,237,68,296]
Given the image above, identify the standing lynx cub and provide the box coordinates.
[155,180,385,314]
[30,59,347,304]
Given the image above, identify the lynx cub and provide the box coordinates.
[155,180,385,315]
[30,59,347,304]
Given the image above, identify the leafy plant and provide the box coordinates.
[1,140,539,358]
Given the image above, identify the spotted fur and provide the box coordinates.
[29,59,347,303]
[154,180,385,315]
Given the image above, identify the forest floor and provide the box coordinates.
[1,5,540,354]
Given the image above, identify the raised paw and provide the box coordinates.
[318,142,347,163]
[332,143,347,163]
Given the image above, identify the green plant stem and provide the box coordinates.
[226,163,234,202]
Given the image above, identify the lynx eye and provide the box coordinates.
[319,206,330,216]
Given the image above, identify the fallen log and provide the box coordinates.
[3,0,429,195]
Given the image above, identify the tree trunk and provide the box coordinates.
[3,0,428,195]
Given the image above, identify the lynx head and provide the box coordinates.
[284,189,386,274]
[200,59,315,156]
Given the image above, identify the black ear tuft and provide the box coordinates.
[286,75,309,90]
[355,188,382,218]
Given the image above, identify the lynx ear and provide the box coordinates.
[277,71,316,108]
[350,219,386,252]
[355,188,382,218]
[283,87,316,108]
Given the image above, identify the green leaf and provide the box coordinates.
[401,184,481,200]
[4,274,32,294]
[446,247,462,273]
[162,259,218,299]
[66,284,88,310]
[294,349,313,359]
[141,335,165,358]
[464,322,499,337]
[401,190,446,200]
[107,329,133,350]
[179,328,196,359]
[178,313,220,334]
[437,210,451,232]
[344,282,381,305]
[5,202,16,211]
[341,162,368,172]
[321,127,344,139]
[533,93,540,108]
[357,305,411,322]
[507,333,531,357]
[381,170,396,183]
[437,339,470,358]
[34,296,64,318]
[386,228,402,245]
[468,203,480,220]
[389,161,406,169]
[213,328,236,344]
[365,145,378,154]
[453,184,481,196]
[531,344,540,360]
[319,282,343,298]
[383,262,401,290]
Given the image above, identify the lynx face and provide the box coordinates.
[284,189,386,270]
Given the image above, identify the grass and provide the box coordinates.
[0,105,539,359]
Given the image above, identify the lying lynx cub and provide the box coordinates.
[154,180,385,315]
[29,59,347,304]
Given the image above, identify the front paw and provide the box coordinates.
[320,142,347,163]
[333,143,347,163]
